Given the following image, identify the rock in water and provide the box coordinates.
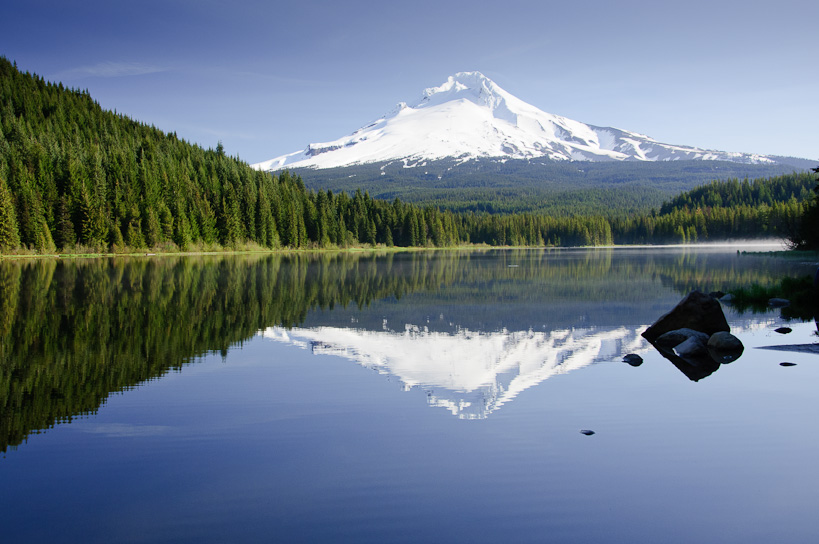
[779,362,797,367]
[768,298,790,308]
[708,347,743,364]
[707,331,744,352]
[623,354,643,367]
[642,290,730,343]
[580,430,595,436]
[674,336,709,358]
[655,328,709,349]
[774,327,792,334]
[706,331,744,363]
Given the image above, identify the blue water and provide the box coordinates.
[1,248,818,543]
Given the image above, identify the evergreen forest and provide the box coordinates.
[1,56,817,253]
[293,157,811,217]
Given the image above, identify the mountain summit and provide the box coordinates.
[253,71,775,171]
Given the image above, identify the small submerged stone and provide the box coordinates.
[769,298,790,308]
[779,362,797,367]
[774,327,792,334]
[580,429,595,436]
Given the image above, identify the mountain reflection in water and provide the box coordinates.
[0,247,813,451]
[263,325,647,419]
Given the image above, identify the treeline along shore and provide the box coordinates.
[1,57,817,255]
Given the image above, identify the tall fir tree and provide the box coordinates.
[0,176,21,251]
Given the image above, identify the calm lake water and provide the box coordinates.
[1,247,818,543]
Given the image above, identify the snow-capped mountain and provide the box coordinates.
[253,71,776,171]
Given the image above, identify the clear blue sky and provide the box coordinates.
[3,0,816,164]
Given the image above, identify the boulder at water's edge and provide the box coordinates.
[642,290,730,343]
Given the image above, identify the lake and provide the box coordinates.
[1,247,818,543]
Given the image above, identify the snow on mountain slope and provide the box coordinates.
[253,71,776,171]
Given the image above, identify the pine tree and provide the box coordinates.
[366,218,377,245]
[0,176,21,251]
[126,206,146,248]
[173,211,192,250]
[196,198,218,245]
[16,176,54,251]
[79,184,109,248]
[159,203,174,241]
[402,211,417,246]
[55,194,76,249]
[793,166,819,249]
[110,221,125,252]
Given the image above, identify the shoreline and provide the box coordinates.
[0,240,801,261]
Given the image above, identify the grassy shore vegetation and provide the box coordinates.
[728,274,818,320]
[0,56,816,255]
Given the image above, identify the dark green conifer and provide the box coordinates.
[55,194,76,248]
[0,176,21,251]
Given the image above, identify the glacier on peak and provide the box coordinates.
[418,71,511,111]
[252,71,777,171]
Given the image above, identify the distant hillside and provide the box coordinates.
[609,172,817,244]
[289,157,808,216]
[659,172,816,214]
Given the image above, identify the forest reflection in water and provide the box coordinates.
[0,247,815,452]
